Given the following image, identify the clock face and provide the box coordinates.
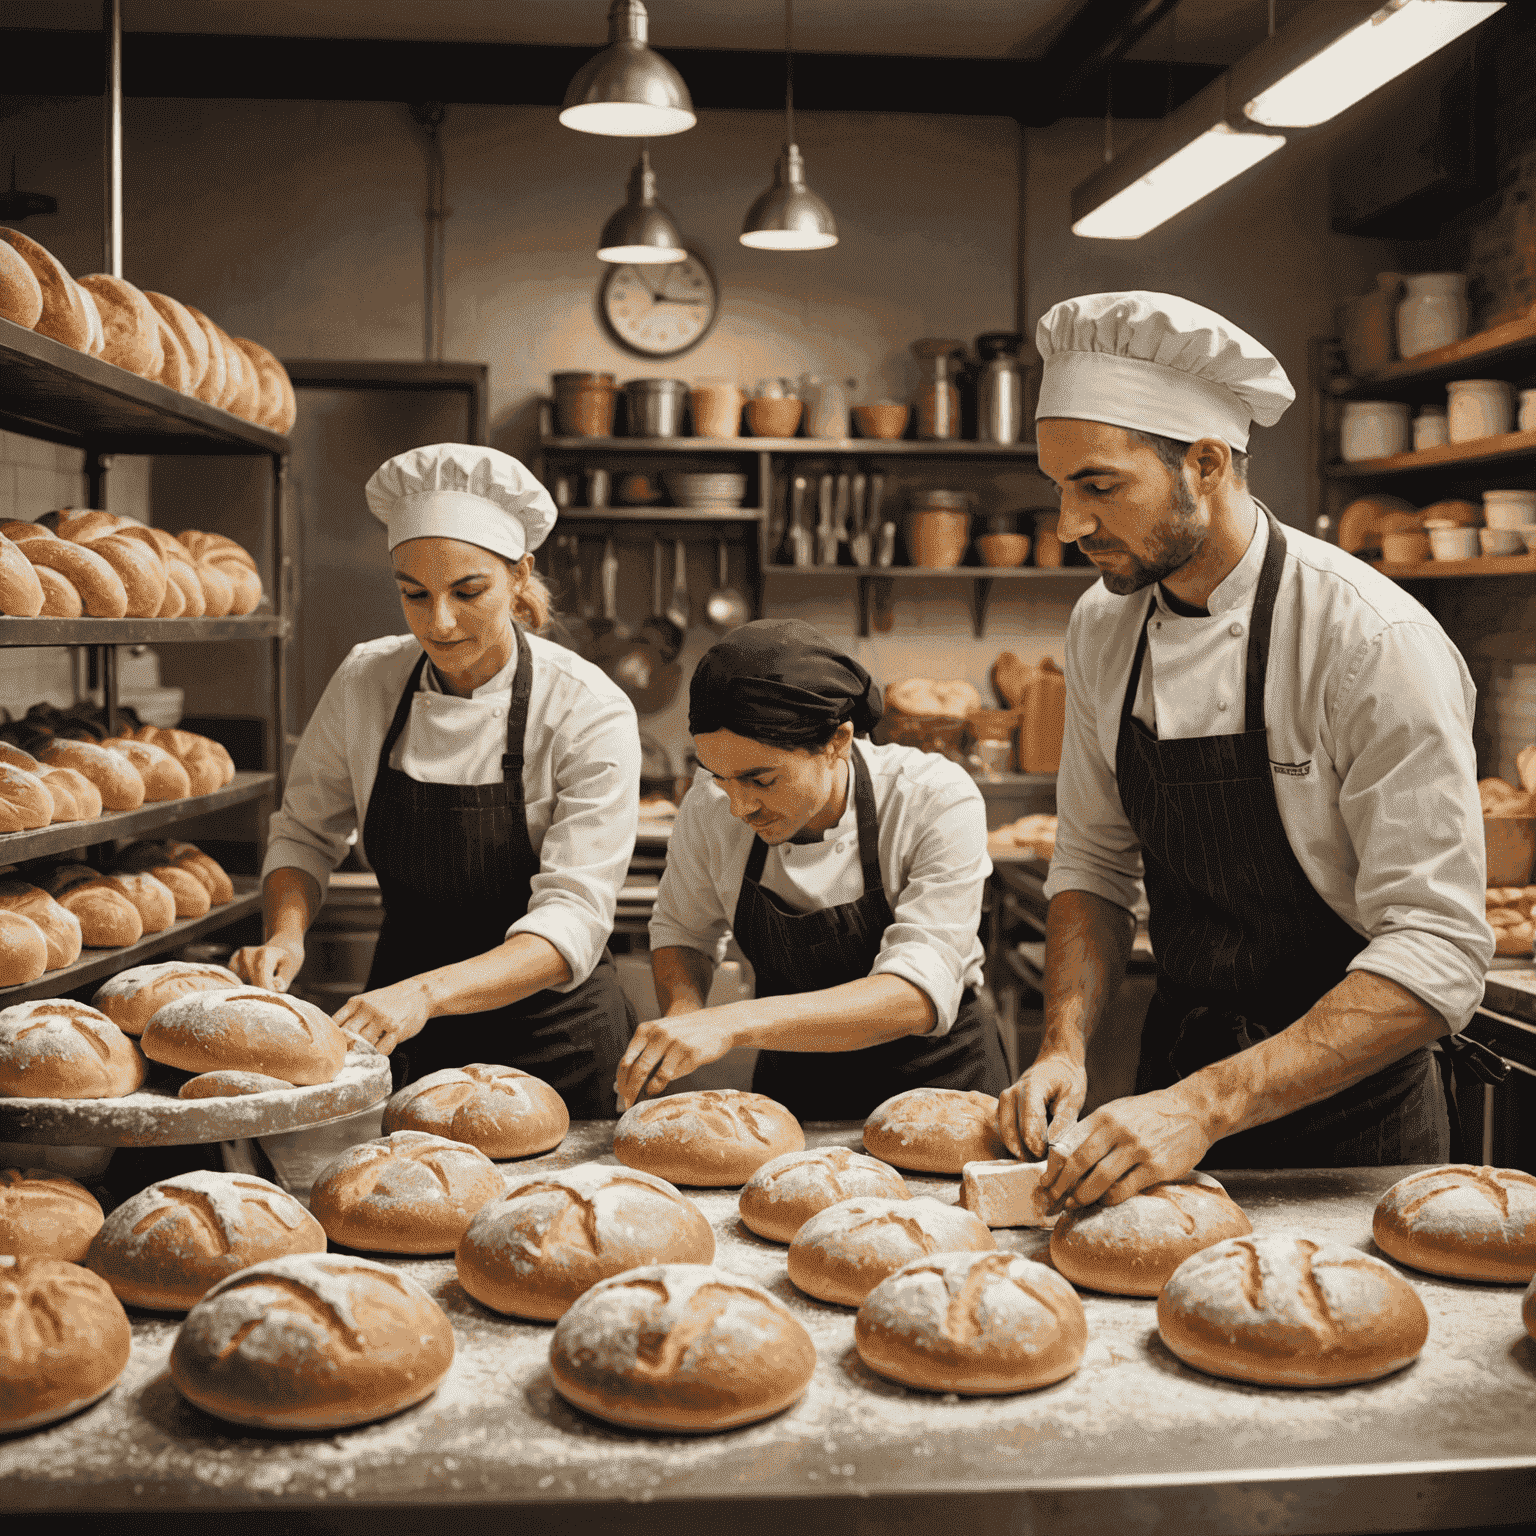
[600,252,720,358]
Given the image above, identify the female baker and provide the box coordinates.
[621,619,1007,1118]
[232,443,639,1114]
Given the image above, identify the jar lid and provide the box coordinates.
[911,489,971,509]
[1446,378,1512,390]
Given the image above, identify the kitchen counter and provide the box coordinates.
[8,1124,1534,1536]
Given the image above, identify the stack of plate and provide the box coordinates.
[664,471,748,510]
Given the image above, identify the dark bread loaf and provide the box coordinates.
[0,999,145,1099]
[0,1167,104,1262]
[863,1087,1007,1174]
[141,988,346,1085]
[739,1145,910,1244]
[1373,1164,1536,1283]
[92,960,242,1036]
[383,1062,569,1159]
[614,1088,803,1186]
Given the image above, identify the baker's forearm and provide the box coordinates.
[415,934,573,1016]
[1041,889,1135,1061]
[263,867,321,946]
[709,973,936,1054]
[652,945,715,1016]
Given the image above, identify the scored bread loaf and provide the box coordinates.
[0,1168,104,1262]
[153,310,190,391]
[233,338,297,434]
[170,1252,455,1431]
[0,230,91,351]
[163,839,234,902]
[959,1160,1057,1229]
[0,534,45,616]
[144,292,209,393]
[855,1250,1088,1395]
[98,871,176,934]
[133,733,235,797]
[100,737,190,801]
[179,1070,293,1098]
[77,531,167,619]
[0,238,44,329]
[383,1062,569,1158]
[35,764,102,823]
[34,564,84,618]
[39,739,144,811]
[863,1087,1007,1174]
[91,959,242,1035]
[214,322,259,421]
[614,1088,804,1187]
[183,305,228,407]
[0,910,49,986]
[76,274,164,378]
[76,282,104,355]
[549,1263,817,1433]
[0,999,145,1099]
[0,882,82,970]
[1372,1164,1536,1283]
[41,865,142,948]
[178,530,263,614]
[309,1130,503,1254]
[22,534,128,618]
[0,761,53,832]
[141,987,346,1085]
[113,843,211,916]
[86,1169,325,1310]
[456,1163,715,1320]
[739,1146,910,1244]
[1157,1234,1430,1387]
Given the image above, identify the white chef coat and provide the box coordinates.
[1043,508,1495,1031]
[264,631,640,991]
[649,738,990,1032]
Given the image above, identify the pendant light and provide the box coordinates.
[740,0,838,252]
[598,148,687,263]
[560,0,696,138]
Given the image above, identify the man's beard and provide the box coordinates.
[1081,474,1205,596]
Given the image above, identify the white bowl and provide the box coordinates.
[1480,527,1525,556]
[1428,526,1480,560]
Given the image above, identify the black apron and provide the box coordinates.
[738,741,1007,1121]
[361,633,630,1118]
[1117,508,1447,1168]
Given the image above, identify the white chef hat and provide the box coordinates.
[364,443,558,561]
[1035,291,1294,451]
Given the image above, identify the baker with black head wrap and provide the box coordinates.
[620,619,1007,1120]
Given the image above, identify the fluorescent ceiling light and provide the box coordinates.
[1244,0,1504,128]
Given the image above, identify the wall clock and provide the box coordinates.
[599,249,720,359]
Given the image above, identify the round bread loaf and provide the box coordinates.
[457,1163,715,1320]
[739,1145,910,1244]
[170,1251,455,1430]
[144,292,209,392]
[309,1130,502,1254]
[23,538,128,619]
[43,867,141,948]
[179,1070,293,1098]
[1157,1234,1430,1387]
[0,881,82,970]
[39,739,143,810]
[0,230,90,351]
[1373,1164,1536,1283]
[92,960,243,1036]
[0,1256,132,1432]
[141,988,346,1085]
[106,739,190,803]
[0,762,53,833]
[0,534,44,616]
[0,1000,145,1099]
[863,1087,1007,1174]
[383,1062,569,1159]
[35,763,100,821]
[113,847,211,917]
[855,1250,1088,1395]
[77,274,164,378]
[87,1169,325,1310]
[0,910,49,986]
[76,281,104,354]
[0,1167,104,1262]
[153,310,189,390]
[100,871,175,934]
[160,838,235,900]
[614,1089,804,1186]
[85,532,168,619]
[1049,1172,1252,1297]
[179,530,263,613]
[0,238,44,329]
[787,1195,996,1306]
[233,338,286,430]
[183,305,228,406]
[549,1263,816,1432]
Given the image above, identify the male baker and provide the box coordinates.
[997,290,1493,1206]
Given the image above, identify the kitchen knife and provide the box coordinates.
[817,472,837,565]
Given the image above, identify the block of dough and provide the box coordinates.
[42,866,142,948]
[383,1062,569,1159]
[23,536,127,618]
[92,960,243,1036]
[0,230,90,350]
[86,1170,325,1311]
[141,988,346,1085]
[788,1195,995,1306]
[309,1130,502,1255]
[1157,1234,1429,1387]
[0,910,48,986]
[35,764,101,822]
[170,1252,455,1431]
[549,1263,816,1432]
[863,1086,1007,1174]
[959,1159,1056,1229]
[615,1088,803,1187]
[1373,1164,1536,1283]
[0,1257,132,1432]
[739,1145,910,1244]
[1049,1171,1251,1297]
[0,534,45,616]
[76,275,164,378]
[39,739,144,811]
[0,237,44,328]
[0,762,53,832]
[179,1070,293,1098]
[855,1250,1087,1395]
[0,999,145,1099]
[0,881,82,970]
[0,1167,104,1262]
[144,292,209,392]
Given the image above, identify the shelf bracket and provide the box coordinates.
[855,576,871,638]
[970,576,994,638]
[871,576,895,634]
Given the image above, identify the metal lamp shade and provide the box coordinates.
[560,0,696,138]
[740,144,838,251]
[598,170,686,263]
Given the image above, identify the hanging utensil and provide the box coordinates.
[592,537,631,662]
[637,538,683,662]
[705,538,751,632]
[788,475,813,567]
[667,539,691,635]
[833,471,851,559]
[849,473,870,567]
[817,472,837,565]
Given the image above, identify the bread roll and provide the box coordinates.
[23,536,128,619]
[34,565,84,618]
[183,305,228,406]
[1373,1164,1536,1283]
[0,1167,104,1262]
[39,739,143,811]
[179,1070,292,1098]
[154,569,187,618]
[0,999,145,1099]
[144,292,209,392]
[1157,1234,1429,1387]
[42,867,141,948]
[164,839,234,902]
[788,1195,995,1306]
[309,1130,502,1255]
[0,881,82,970]
[959,1159,1056,1229]
[158,542,206,617]
[153,310,190,391]
[0,741,41,773]
[383,1062,569,1159]
[549,1263,816,1433]
[170,1252,455,1431]
[35,764,101,823]
[0,238,44,329]
[179,529,258,572]
[55,509,123,543]
[178,529,263,614]
[77,282,104,355]
[100,872,176,934]
[103,738,190,801]
[855,1250,1087,1395]
[92,960,242,1036]
[0,1257,132,1432]
[233,338,287,430]
[137,734,233,798]
[215,324,259,420]
[457,1163,715,1320]
[1,519,52,545]
[87,1169,325,1310]
[0,230,90,351]
[0,762,53,832]
[76,275,164,378]
[112,846,210,917]
[0,911,49,985]
[739,1145,910,1244]
[86,533,167,619]
[142,988,346,1086]
[0,534,45,616]
[614,1089,804,1187]
[863,1087,1006,1174]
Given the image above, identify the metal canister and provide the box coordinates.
[975,331,1025,445]
[624,378,688,438]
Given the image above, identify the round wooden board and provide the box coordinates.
[0,1050,391,1147]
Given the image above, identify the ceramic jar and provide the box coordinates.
[1518,389,1536,434]
[801,376,851,438]
[906,490,971,568]
[1396,273,1468,360]
[1484,489,1536,528]
[1341,400,1410,462]
[689,378,742,438]
[552,371,617,437]
[1447,378,1514,443]
[1337,272,1403,376]
[1413,406,1449,450]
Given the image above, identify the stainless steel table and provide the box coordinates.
[7,1123,1535,1536]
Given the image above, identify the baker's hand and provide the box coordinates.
[229,939,303,993]
[616,1011,738,1108]
[997,1051,1087,1160]
[334,979,432,1057]
[1044,1085,1214,1210]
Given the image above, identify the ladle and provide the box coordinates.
[705,538,750,632]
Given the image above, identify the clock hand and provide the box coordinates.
[653,296,709,305]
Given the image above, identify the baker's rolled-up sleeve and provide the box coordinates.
[648,783,732,963]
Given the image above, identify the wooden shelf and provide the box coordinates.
[555,506,765,523]
[0,615,287,648]
[1332,310,1536,399]
[1327,428,1536,477]
[764,565,1098,580]
[544,434,1040,458]
[1373,553,1536,580]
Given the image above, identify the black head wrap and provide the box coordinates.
[688,620,883,749]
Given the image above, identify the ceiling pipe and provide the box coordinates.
[1021,0,1188,128]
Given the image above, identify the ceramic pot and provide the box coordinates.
[906,510,970,568]
[553,371,617,437]
[1447,378,1514,443]
[853,402,910,439]
[1337,272,1402,376]
[690,379,742,438]
[1485,490,1536,528]
[1396,273,1467,360]
[1381,530,1431,564]
[1520,389,1536,433]
[977,533,1030,567]
[1427,525,1480,560]
[745,397,804,437]
[1340,400,1410,462]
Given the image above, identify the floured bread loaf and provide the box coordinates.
[1373,1164,1536,1283]
[863,1087,1006,1174]
[384,1062,569,1159]
[739,1145,910,1244]
[92,960,242,1036]
[170,1252,455,1430]
[0,533,44,617]
[38,739,143,811]
[86,1170,325,1310]
[457,1163,715,1320]
[103,738,189,801]
[162,839,235,900]
[309,1130,502,1254]
[0,1167,104,1262]
[788,1195,995,1306]
[141,987,346,1085]
[0,881,82,971]
[35,764,101,822]
[179,1070,293,1099]
[76,275,163,378]
[42,866,142,948]
[614,1088,803,1186]
[1050,1171,1252,1296]
[0,762,51,832]
[549,1263,816,1432]
[98,871,176,934]
[1157,1234,1429,1387]
[0,910,48,986]
[959,1160,1055,1228]
[855,1250,1087,1395]
[0,1000,145,1099]
[0,1256,132,1432]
